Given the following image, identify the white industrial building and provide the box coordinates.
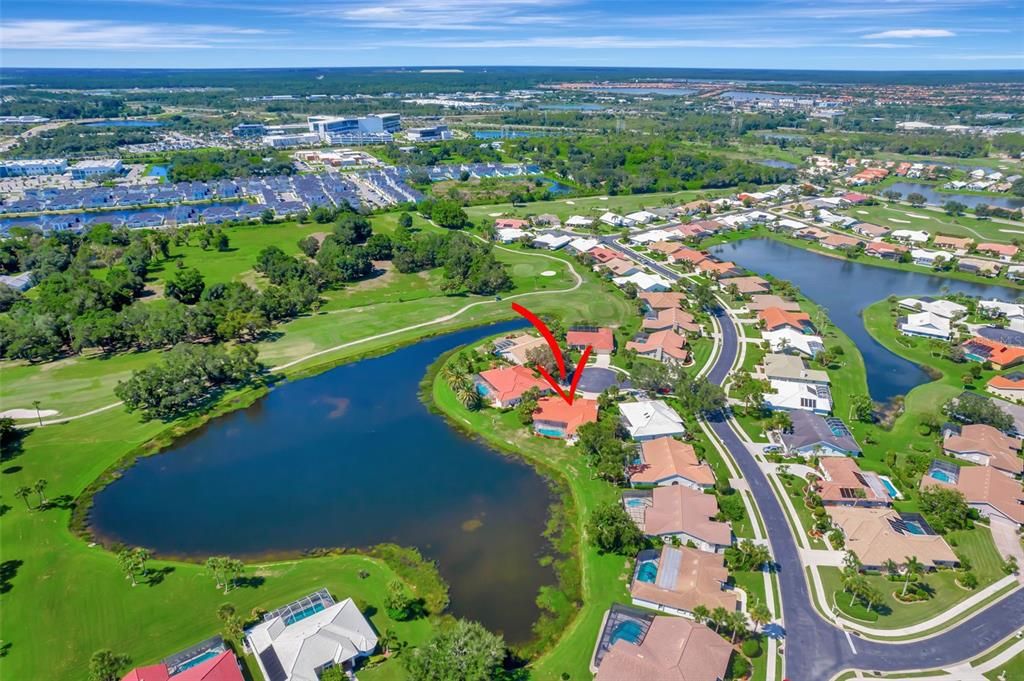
[70,159,123,180]
[0,158,67,177]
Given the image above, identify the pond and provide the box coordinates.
[538,103,605,111]
[89,321,556,643]
[474,130,548,139]
[709,238,1022,403]
[757,159,798,169]
[886,182,1024,211]
[147,165,169,178]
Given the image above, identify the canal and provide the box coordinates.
[710,238,1022,403]
[887,181,1024,211]
[89,321,555,643]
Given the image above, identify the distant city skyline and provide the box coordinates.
[1,0,1022,71]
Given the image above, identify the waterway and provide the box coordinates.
[886,182,1024,211]
[709,238,1021,403]
[89,321,556,643]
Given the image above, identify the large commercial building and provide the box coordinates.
[307,113,401,144]
[70,159,124,180]
[406,125,451,142]
[231,123,266,138]
[0,158,68,177]
[262,132,322,148]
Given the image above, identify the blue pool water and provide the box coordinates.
[881,478,900,498]
[611,621,646,645]
[637,562,658,583]
[476,384,490,396]
[930,470,953,483]
[148,165,169,178]
[624,498,647,508]
[536,426,565,438]
[284,602,325,625]
[903,521,927,535]
[176,650,220,671]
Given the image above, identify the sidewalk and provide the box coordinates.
[847,636,1024,680]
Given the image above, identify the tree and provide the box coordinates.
[398,212,413,229]
[902,556,924,597]
[851,394,875,423]
[403,619,505,681]
[883,558,899,579]
[516,387,542,426]
[727,610,748,643]
[33,478,48,507]
[710,606,730,634]
[692,604,710,625]
[89,649,131,681]
[587,501,645,555]
[298,235,321,258]
[260,209,275,224]
[385,578,414,621]
[205,556,226,591]
[165,267,206,304]
[907,192,927,207]
[944,201,967,217]
[32,399,43,426]
[217,602,245,641]
[117,548,140,587]
[748,599,772,632]
[945,394,1014,432]
[15,485,33,510]
[133,547,152,577]
[215,232,230,252]
[918,486,972,532]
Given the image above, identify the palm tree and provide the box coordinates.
[32,400,42,427]
[883,559,899,579]
[455,385,483,411]
[746,542,772,571]
[728,611,748,644]
[15,486,32,510]
[33,479,48,508]
[205,557,225,591]
[862,584,883,613]
[133,548,152,577]
[748,599,772,633]
[117,549,139,587]
[710,606,730,634]
[902,556,924,597]
[440,363,463,387]
[692,604,709,625]
[224,559,244,594]
[842,572,866,608]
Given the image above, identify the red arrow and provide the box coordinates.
[512,302,592,406]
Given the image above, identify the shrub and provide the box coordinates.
[958,571,978,589]
[741,637,762,658]
[725,653,752,681]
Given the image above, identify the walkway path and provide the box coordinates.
[21,244,585,428]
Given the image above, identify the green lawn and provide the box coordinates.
[844,203,1024,245]
[0,210,637,680]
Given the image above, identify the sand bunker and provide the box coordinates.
[541,270,557,277]
[1,408,58,419]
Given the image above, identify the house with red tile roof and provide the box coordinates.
[642,307,701,335]
[626,330,690,364]
[842,192,872,203]
[758,307,814,333]
[667,247,708,267]
[921,464,1024,529]
[587,246,619,264]
[976,242,1019,261]
[594,615,732,681]
[943,423,1024,477]
[933,235,974,253]
[648,240,684,255]
[121,651,244,681]
[629,436,715,489]
[721,275,770,295]
[627,485,732,552]
[696,259,738,278]
[865,241,909,260]
[567,326,615,355]
[821,234,863,250]
[815,458,892,507]
[494,218,530,230]
[599,257,640,277]
[629,546,737,619]
[638,291,687,311]
[987,372,1024,402]
[961,336,1024,370]
[476,365,551,408]
[533,396,599,440]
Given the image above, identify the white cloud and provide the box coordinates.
[296,0,577,31]
[381,35,833,50]
[0,19,267,50]
[863,28,956,39]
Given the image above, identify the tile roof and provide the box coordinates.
[595,616,733,681]
[944,423,1024,476]
[758,307,812,332]
[477,365,550,404]
[630,437,715,486]
[828,507,959,568]
[626,330,690,362]
[639,291,687,310]
[921,465,1024,525]
[533,397,599,436]
[641,486,731,546]
[567,327,615,352]
[629,546,736,615]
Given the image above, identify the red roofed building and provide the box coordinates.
[627,330,690,364]
[976,243,1019,261]
[668,247,708,267]
[588,246,619,264]
[121,651,244,681]
[987,372,1024,401]
[476,365,552,408]
[842,192,871,203]
[567,327,615,355]
[533,396,599,440]
[962,336,1024,370]
[494,218,530,230]
[758,307,814,333]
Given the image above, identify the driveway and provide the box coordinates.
[989,516,1024,583]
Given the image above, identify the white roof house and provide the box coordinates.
[763,328,825,358]
[568,237,600,253]
[613,272,672,293]
[898,311,952,340]
[532,233,572,250]
[565,215,594,228]
[625,210,659,225]
[496,227,529,243]
[911,249,946,268]
[979,299,1024,321]
[898,298,967,320]
[890,229,930,244]
[630,229,678,245]
[247,597,378,681]
[765,378,833,414]
[600,212,634,228]
[619,400,686,441]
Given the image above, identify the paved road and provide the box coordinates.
[705,303,1024,680]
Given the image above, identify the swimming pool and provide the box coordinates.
[536,426,565,438]
[284,602,325,625]
[930,470,953,483]
[880,476,900,499]
[636,562,658,583]
[903,520,927,535]
[610,620,645,645]
[174,650,220,672]
[624,498,648,508]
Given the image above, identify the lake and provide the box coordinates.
[88,321,556,643]
[757,159,797,169]
[710,238,1021,402]
[886,182,1024,211]
[538,103,604,111]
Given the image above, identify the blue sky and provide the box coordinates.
[2,0,1022,70]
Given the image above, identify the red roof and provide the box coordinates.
[478,365,550,403]
[533,396,599,436]
[842,192,870,203]
[588,247,619,263]
[122,652,244,681]
[567,327,615,352]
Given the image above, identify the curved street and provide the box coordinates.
[706,302,1024,680]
